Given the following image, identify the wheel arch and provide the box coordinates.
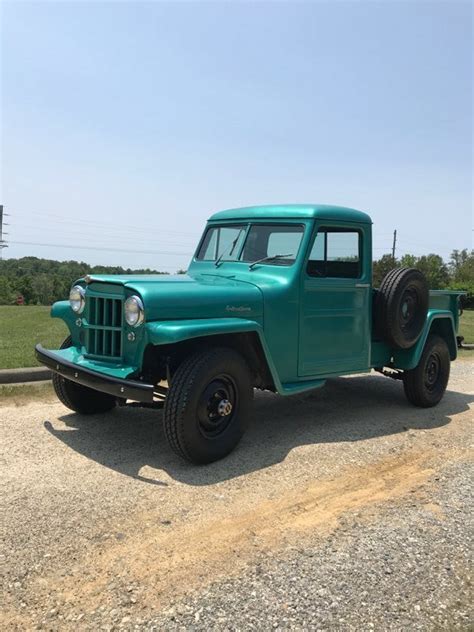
[393,311,457,370]
[428,318,457,359]
[144,319,279,391]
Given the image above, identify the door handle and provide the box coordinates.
[355,283,370,288]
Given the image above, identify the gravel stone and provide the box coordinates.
[1,362,473,630]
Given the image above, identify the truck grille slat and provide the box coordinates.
[111,330,116,357]
[86,296,123,359]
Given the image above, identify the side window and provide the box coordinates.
[307,228,361,278]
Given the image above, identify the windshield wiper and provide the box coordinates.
[248,254,293,270]
[215,230,245,267]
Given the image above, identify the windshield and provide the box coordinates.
[196,223,305,266]
[197,224,247,263]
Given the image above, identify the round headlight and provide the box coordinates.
[69,285,86,314]
[124,295,145,327]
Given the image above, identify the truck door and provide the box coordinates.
[298,223,371,377]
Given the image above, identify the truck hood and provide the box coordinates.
[81,273,263,322]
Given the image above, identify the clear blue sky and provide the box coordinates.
[1,0,472,272]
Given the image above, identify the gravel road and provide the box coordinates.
[2,360,473,631]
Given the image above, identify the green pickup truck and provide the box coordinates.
[36,205,464,464]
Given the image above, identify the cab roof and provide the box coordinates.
[209,204,372,224]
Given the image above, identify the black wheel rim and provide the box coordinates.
[400,286,419,332]
[424,352,441,391]
[196,374,238,439]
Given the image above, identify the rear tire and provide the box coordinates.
[375,267,429,349]
[403,335,450,407]
[52,336,116,414]
[163,347,253,464]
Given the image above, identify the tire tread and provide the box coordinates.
[403,334,450,407]
[163,347,251,463]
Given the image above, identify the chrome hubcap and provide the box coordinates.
[217,399,233,417]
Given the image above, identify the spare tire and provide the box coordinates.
[375,267,429,350]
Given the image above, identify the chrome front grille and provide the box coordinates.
[85,296,123,359]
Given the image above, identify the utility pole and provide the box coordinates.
[391,229,397,261]
[0,204,8,261]
[0,205,9,260]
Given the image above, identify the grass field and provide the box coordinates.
[0,306,68,369]
[459,308,474,345]
[0,305,473,370]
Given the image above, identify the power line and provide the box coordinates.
[10,227,198,248]
[11,211,199,237]
[9,241,193,257]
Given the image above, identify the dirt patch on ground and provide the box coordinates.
[0,382,54,407]
[5,450,434,625]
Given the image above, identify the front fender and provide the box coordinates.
[51,300,79,345]
[393,310,457,370]
[145,319,327,396]
[51,300,70,320]
[145,317,263,346]
[145,318,285,393]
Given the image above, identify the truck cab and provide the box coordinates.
[36,205,463,463]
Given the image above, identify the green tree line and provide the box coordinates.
[373,249,473,306]
[0,257,168,305]
[0,250,472,306]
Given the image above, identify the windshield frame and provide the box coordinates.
[194,221,306,267]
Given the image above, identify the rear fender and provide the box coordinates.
[393,311,457,370]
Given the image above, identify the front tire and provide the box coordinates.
[52,336,116,414]
[163,348,253,464]
[403,335,450,407]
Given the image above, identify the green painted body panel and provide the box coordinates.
[373,310,458,370]
[51,301,77,341]
[393,311,457,369]
[298,219,372,376]
[145,317,326,395]
[146,317,261,345]
[209,204,372,224]
[44,204,463,396]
